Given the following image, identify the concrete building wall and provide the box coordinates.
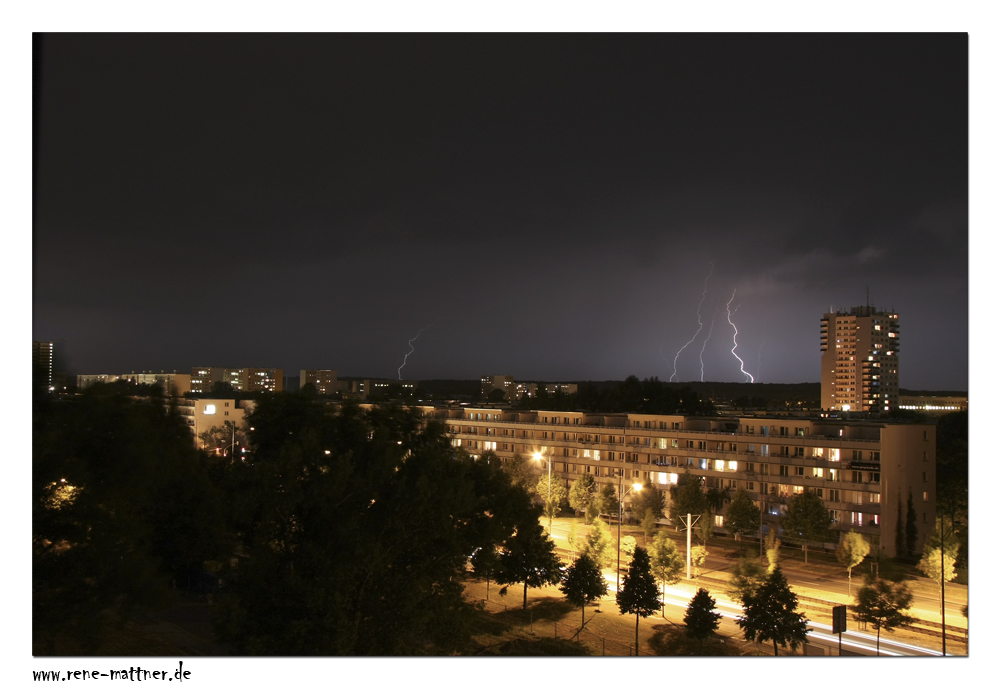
[438,407,931,558]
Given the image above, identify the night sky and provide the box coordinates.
[33,34,968,389]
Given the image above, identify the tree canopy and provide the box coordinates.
[649,531,684,617]
[213,398,538,654]
[724,489,760,554]
[836,532,871,596]
[616,547,661,652]
[495,509,564,610]
[33,386,225,653]
[780,490,831,564]
[736,566,809,656]
[669,471,708,527]
[560,554,608,627]
[629,481,665,521]
[568,473,597,517]
[684,589,722,649]
[851,578,916,655]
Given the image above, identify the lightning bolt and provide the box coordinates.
[669,263,713,382]
[397,319,444,379]
[698,302,719,382]
[726,290,754,383]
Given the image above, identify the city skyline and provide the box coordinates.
[33,34,968,389]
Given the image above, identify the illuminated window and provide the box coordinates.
[204,404,216,415]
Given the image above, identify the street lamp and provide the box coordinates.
[616,472,643,592]
[533,450,553,533]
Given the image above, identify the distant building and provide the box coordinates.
[482,376,577,401]
[33,341,53,389]
[76,371,192,396]
[339,378,418,399]
[899,395,967,413]
[300,369,338,395]
[545,383,578,395]
[175,398,247,449]
[821,306,899,413]
[190,367,283,394]
[481,375,515,400]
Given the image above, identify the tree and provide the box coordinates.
[640,508,658,545]
[724,489,761,555]
[684,588,722,652]
[669,471,708,527]
[213,400,536,654]
[536,474,567,524]
[199,419,245,456]
[697,511,714,543]
[34,387,225,653]
[917,516,960,655]
[496,509,564,610]
[726,557,767,605]
[851,578,916,655]
[780,490,831,564]
[690,545,708,578]
[616,547,661,652]
[560,554,609,627]
[568,473,597,518]
[501,453,535,491]
[595,484,620,521]
[764,531,782,573]
[649,531,684,617]
[905,491,919,559]
[620,536,637,565]
[629,481,665,522]
[705,485,729,515]
[471,545,502,601]
[737,566,809,656]
[578,518,615,569]
[835,531,871,596]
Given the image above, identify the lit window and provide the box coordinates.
[204,404,216,415]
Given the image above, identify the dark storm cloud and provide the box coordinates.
[34,33,967,388]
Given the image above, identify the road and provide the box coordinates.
[546,515,967,656]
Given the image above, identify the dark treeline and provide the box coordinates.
[33,380,547,655]
[515,376,716,415]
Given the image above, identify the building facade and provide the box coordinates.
[481,375,515,400]
[300,369,339,395]
[190,367,283,393]
[33,341,53,389]
[430,406,933,557]
[176,398,247,448]
[76,372,192,395]
[821,306,900,412]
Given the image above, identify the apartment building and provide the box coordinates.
[76,371,192,395]
[482,375,579,400]
[190,367,283,393]
[175,398,248,449]
[821,306,900,412]
[339,378,418,399]
[33,341,54,389]
[432,407,933,557]
[300,369,338,395]
[481,375,515,400]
